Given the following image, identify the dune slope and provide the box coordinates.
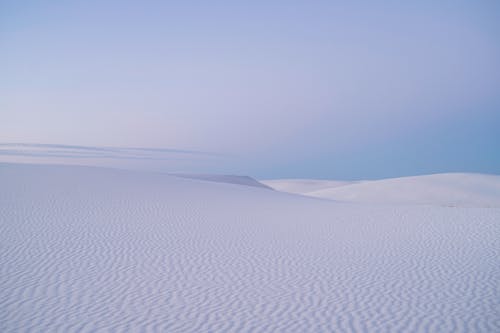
[1,164,499,332]
[261,178,357,194]
[171,173,273,189]
[306,173,500,207]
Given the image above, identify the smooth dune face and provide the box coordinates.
[1,164,499,332]
[171,173,273,189]
[266,174,500,207]
[261,179,357,194]
[306,173,500,207]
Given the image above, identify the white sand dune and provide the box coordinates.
[1,163,499,332]
[171,173,273,189]
[265,173,500,207]
[261,179,357,194]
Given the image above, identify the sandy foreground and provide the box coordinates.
[1,163,499,332]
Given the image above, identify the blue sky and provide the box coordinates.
[1,0,499,179]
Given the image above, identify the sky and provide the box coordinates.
[1,0,499,179]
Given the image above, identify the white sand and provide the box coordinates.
[261,179,357,194]
[1,163,499,332]
[171,173,273,189]
[265,173,500,207]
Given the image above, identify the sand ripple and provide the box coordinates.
[1,164,499,332]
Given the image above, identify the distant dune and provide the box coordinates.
[265,173,500,207]
[172,173,273,189]
[261,179,357,194]
[1,163,499,332]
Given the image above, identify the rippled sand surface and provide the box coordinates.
[1,164,499,332]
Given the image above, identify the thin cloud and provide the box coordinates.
[0,143,226,157]
[0,143,229,164]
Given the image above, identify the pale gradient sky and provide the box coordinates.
[2,0,499,179]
